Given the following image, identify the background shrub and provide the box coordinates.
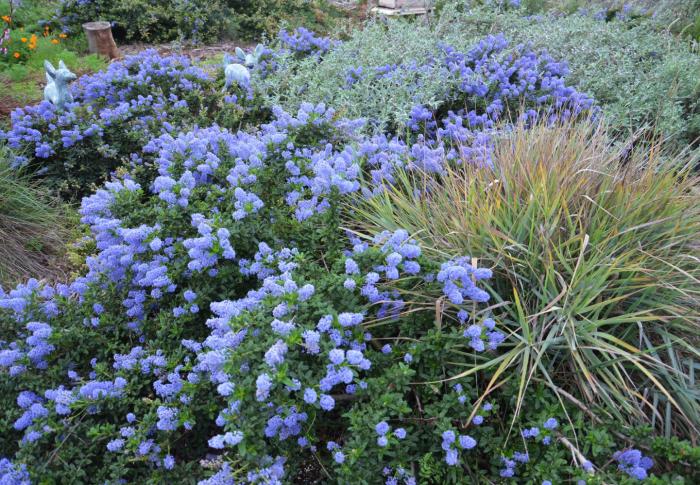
[56,0,232,44]
[514,0,700,39]
[54,0,349,44]
[227,0,349,41]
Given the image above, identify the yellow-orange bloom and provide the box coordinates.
[1,15,10,23]
[59,33,67,39]
[13,52,20,58]
[21,37,27,43]
[51,38,59,44]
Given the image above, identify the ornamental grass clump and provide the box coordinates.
[357,120,700,438]
[0,146,71,287]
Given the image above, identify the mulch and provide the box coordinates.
[117,40,257,62]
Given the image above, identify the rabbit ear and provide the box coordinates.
[235,47,246,60]
[254,44,264,56]
[58,60,67,70]
[44,60,57,79]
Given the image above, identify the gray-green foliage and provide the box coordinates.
[260,20,458,133]
[262,3,700,147]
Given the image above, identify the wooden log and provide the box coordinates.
[82,21,121,60]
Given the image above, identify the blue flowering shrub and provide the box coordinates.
[265,8,700,149]
[0,49,262,199]
[55,0,345,43]
[1,27,593,200]
[263,24,593,135]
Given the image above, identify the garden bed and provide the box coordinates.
[1,1,699,484]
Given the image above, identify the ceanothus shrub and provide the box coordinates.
[55,0,231,44]
[0,50,257,200]
[263,30,594,136]
[0,100,667,483]
[0,102,500,482]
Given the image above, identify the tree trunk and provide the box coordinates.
[82,21,121,60]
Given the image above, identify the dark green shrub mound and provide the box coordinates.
[54,0,346,44]
[226,0,348,41]
[56,0,232,44]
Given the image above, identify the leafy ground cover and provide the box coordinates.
[1,1,700,484]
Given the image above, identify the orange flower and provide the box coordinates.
[13,51,20,58]
[1,15,10,24]
[20,37,27,43]
[59,33,67,39]
[51,38,59,44]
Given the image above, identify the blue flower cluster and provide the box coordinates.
[0,458,31,485]
[441,429,477,466]
[401,35,594,165]
[383,466,416,485]
[278,27,336,58]
[499,417,560,478]
[614,449,653,480]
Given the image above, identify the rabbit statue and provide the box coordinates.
[44,60,77,110]
[236,44,265,68]
[223,58,251,91]
[223,44,265,91]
